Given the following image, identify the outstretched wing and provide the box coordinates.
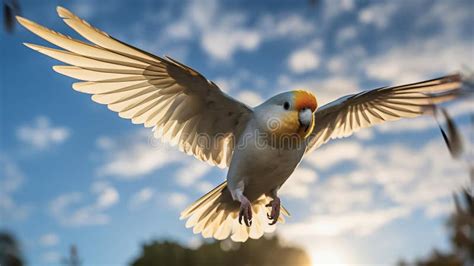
[306,74,463,152]
[17,7,252,168]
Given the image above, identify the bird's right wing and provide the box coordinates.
[306,74,464,152]
[17,7,253,168]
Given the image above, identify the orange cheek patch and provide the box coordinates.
[270,112,300,135]
[294,90,318,111]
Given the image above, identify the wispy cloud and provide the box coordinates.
[288,49,321,74]
[282,206,410,237]
[280,167,318,199]
[175,160,211,187]
[49,181,119,227]
[39,233,59,247]
[128,187,155,210]
[41,251,61,264]
[96,130,223,194]
[358,1,397,29]
[96,130,182,179]
[290,138,467,239]
[132,0,317,62]
[304,141,363,171]
[166,192,189,209]
[235,90,264,107]
[16,116,70,151]
[0,155,31,222]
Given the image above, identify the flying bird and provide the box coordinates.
[16,7,467,242]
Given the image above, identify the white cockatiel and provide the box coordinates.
[17,7,466,242]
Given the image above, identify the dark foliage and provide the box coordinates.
[3,0,21,33]
[399,187,474,266]
[130,235,311,266]
[0,231,24,266]
[61,245,82,266]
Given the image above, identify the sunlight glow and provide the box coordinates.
[310,245,351,266]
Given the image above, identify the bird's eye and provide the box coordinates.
[283,101,290,110]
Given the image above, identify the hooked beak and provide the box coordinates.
[298,108,313,132]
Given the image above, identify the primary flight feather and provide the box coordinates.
[17,6,466,242]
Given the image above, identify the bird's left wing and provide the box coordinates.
[17,7,252,168]
[306,74,463,152]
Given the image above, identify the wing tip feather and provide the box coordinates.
[16,16,31,28]
[22,42,38,50]
[56,6,73,18]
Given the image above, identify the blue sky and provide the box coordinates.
[1,0,473,265]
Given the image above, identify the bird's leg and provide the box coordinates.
[238,196,252,227]
[231,186,252,227]
[266,189,281,225]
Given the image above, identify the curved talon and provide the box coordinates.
[238,198,252,227]
[266,197,281,225]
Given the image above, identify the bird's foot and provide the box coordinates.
[266,197,281,225]
[238,197,252,227]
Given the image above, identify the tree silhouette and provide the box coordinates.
[130,235,311,266]
[399,186,474,266]
[3,0,21,33]
[0,231,24,266]
[62,245,82,266]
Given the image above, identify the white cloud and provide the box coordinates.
[258,13,315,39]
[336,26,357,45]
[39,233,59,247]
[96,130,182,179]
[282,207,410,237]
[297,137,467,238]
[377,116,437,133]
[16,116,70,150]
[128,187,155,210]
[71,1,95,18]
[364,38,473,84]
[49,182,119,227]
[92,181,119,209]
[196,181,215,194]
[235,90,263,107]
[96,136,115,150]
[175,160,212,187]
[161,1,316,62]
[327,44,367,73]
[202,29,261,61]
[358,2,398,29]
[187,236,203,249]
[288,49,320,74]
[313,177,374,214]
[280,167,318,199]
[97,130,216,189]
[167,192,189,209]
[304,141,363,171]
[215,70,268,96]
[323,0,355,21]
[162,0,262,61]
[362,1,473,84]
[0,155,30,221]
[354,127,374,141]
[42,251,61,264]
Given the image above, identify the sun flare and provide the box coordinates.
[310,246,351,266]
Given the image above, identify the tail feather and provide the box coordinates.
[180,181,290,242]
[180,181,226,219]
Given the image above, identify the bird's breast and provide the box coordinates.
[228,125,306,201]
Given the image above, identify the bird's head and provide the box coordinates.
[255,90,318,143]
